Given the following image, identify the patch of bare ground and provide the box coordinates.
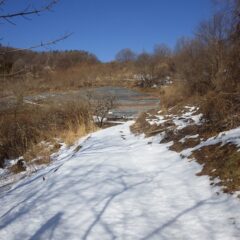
[166,126,201,152]
[131,103,200,138]
[191,143,240,193]
[167,125,219,152]
[130,111,174,137]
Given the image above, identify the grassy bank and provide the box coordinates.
[0,99,97,172]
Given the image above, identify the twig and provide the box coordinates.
[0,0,58,22]
[0,32,73,54]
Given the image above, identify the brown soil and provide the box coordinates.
[191,143,240,193]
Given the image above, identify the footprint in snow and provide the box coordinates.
[121,135,126,140]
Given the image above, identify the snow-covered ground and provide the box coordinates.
[0,122,240,240]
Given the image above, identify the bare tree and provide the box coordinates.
[86,91,117,127]
[135,52,155,87]
[115,48,136,63]
[153,44,171,60]
[133,45,173,88]
[93,96,117,127]
[174,0,240,94]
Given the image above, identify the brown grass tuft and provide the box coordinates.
[160,83,188,108]
[61,121,98,146]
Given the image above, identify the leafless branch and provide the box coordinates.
[0,0,59,24]
[0,32,73,54]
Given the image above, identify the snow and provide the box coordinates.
[179,134,199,143]
[93,115,107,123]
[173,113,203,130]
[182,127,240,157]
[0,122,240,239]
[24,100,41,106]
[0,141,64,189]
[146,114,167,126]
[146,106,203,130]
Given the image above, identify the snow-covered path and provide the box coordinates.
[0,122,240,240]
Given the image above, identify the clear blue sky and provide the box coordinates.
[1,0,214,62]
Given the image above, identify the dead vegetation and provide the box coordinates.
[0,99,96,172]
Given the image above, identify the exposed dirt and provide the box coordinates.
[192,143,240,193]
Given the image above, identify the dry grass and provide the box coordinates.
[60,121,98,146]
[0,99,97,171]
[159,83,188,108]
[130,112,155,136]
[0,62,132,98]
[23,141,61,165]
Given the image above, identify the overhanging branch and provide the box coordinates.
[0,32,73,54]
[0,0,59,24]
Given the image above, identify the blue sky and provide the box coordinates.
[1,0,214,62]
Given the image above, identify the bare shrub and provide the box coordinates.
[86,91,117,127]
[200,91,240,130]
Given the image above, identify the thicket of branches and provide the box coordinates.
[174,0,240,95]
[114,45,174,88]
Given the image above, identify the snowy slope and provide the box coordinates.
[0,122,240,240]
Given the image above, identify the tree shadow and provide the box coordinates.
[141,197,228,240]
[82,178,149,240]
[29,212,63,240]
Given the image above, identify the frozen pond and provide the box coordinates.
[0,87,160,118]
[80,87,160,118]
